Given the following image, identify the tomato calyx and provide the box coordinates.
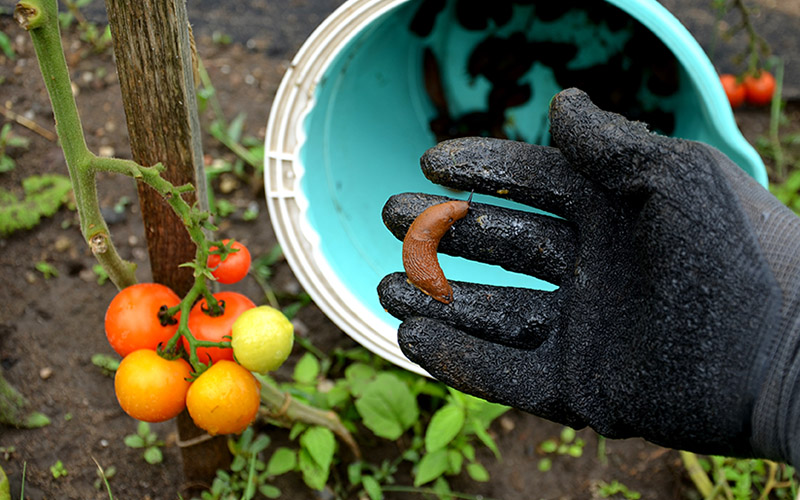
[155,343,185,362]
[158,304,179,326]
[200,298,226,317]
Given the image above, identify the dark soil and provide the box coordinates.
[0,4,797,500]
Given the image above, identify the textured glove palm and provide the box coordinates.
[378,88,800,464]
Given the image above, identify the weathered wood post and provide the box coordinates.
[102,0,231,488]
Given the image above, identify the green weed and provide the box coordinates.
[123,421,165,465]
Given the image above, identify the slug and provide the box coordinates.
[402,193,472,304]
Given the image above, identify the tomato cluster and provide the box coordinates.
[719,70,776,109]
[104,240,294,435]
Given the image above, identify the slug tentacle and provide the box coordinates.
[401,196,471,304]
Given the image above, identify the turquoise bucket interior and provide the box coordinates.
[297,0,766,332]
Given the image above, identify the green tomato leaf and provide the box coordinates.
[298,448,329,491]
[414,449,449,487]
[362,475,382,500]
[266,447,297,476]
[344,362,377,397]
[300,427,335,470]
[425,404,465,453]
[471,419,501,459]
[466,462,490,482]
[293,352,320,385]
[355,373,419,440]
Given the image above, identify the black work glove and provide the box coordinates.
[378,88,800,464]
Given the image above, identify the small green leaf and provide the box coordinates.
[540,438,558,454]
[124,435,146,448]
[293,352,320,385]
[1,463,10,500]
[266,447,297,476]
[425,404,465,453]
[344,363,377,397]
[298,448,328,490]
[466,462,490,482]
[461,443,476,462]
[414,449,449,487]
[143,446,163,465]
[470,418,501,459]
[347,462,362,485]
[35,261,58,279]
[259,484,281,499]
[560,426,576,444]
[137,420,151,436]
[355,373,419,440]
[362,475,383,500]
[447,449,463,475]
[300,427,335,470]
[538,458,552,472]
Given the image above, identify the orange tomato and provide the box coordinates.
[114,349,192,423]
[105,283,181,357]
[719,73,745,109]
[743,71,776,107]
[208,239,252,284]
[186,360,261,435]
[183,291,256,364]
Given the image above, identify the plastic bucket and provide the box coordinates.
[264,0,767,375]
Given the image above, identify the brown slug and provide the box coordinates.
[402,194,472,304]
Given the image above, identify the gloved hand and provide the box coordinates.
[378,88,800,464]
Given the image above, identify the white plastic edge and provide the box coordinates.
[264,0,430,375]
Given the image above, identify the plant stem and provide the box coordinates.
[15,0,136,288]
[680,451,715,498]
[769,59,785,179]
[257,374,362,460]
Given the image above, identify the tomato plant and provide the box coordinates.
[186,360,261,435]
[183,291,256,363]
[105,283,181,357]
[719,73,746,109]
[114,349,192,423]
[743,70,776,107]
[208,239,252,284]
[231,305,294,373]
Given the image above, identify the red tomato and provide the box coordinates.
[114,349,192,423]
[105,283,181,357]
[719,73,746,109]
[208,239,251,284]
[743,71,776,107]
[183,291,256,363]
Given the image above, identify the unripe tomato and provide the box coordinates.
[114,349,192,423]
[719,73,746,109]
[105,283,181,357]
[208,239,251,284]
[743,71,776,107]
[231,306,294,373]
[183,291,256,364]
[186,360,260,435]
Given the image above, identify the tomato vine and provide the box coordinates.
[14,0,360,455]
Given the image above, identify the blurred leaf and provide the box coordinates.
[466,462,489,482]
[355,373,419,440]
[266,447,297,476]
[293,352,320,385]
[425,404,465,453]
[414,449,448,486]
[143,446,163,465]
[362,475,382,500]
